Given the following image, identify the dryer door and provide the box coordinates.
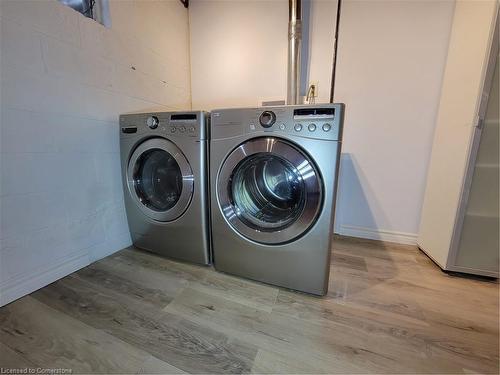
[217,137,323,244]
[127,138,193,222]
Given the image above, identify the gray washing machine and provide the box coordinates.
[119,111,210,265]
[210,104,344,295]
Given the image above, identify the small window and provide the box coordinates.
[58,0,111,27]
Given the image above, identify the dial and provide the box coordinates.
[259,111,276,128]
[308,123,317,132]
[146,116,159,129]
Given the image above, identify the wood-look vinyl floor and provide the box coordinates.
[1,236,498,374]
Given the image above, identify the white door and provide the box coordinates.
[418,0,499,272]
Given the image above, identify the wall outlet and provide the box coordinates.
[309,81,319,97]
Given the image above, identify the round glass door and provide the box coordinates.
[133,149,182,212]
[127,138,193,222]
[217,137,323,244]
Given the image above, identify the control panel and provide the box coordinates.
[211,104,344,142]
[119,111,207,140]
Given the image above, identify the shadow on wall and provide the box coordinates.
[334,153,390,239]
[330,153,398,299]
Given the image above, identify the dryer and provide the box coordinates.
[210,104,344,295]
[119,111,210,265]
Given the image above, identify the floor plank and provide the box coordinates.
[111,248,208,282]
[97,253,190,298]
[137,355,186,374]
[1,236,497,374]
[30,275,258,374]
[190,271,279,313]
[74,261,175,309]
[0,342,37,369]
[0,296,151,373]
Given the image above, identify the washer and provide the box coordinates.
[119,111,210,265]
[210,104,344,295]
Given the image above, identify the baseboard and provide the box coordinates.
[0,251,90,307]
[89,232,132,262]
[0,232,132,307]
[337,224,418,245]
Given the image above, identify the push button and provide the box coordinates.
[121,127,137,134]
[322,123,332,132]
[308,123,317,132]
[294,123,303,132]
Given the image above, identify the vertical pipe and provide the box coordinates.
[287,0,302,105]
[329,0,342,103]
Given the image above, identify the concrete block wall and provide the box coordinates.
[0,0,192,306]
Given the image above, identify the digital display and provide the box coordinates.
[171,114,197,121]
[293,108,335,118]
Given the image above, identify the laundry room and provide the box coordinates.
[0,0,498,373]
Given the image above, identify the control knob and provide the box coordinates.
[259,111,276,128]
[146,116,159,129]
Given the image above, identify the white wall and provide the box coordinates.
[189,0,287,109]
[0,0,191,306]
[189,0,455,244]
[189,0,337,108]
[306,0,338,103]
[334,0,455,244]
